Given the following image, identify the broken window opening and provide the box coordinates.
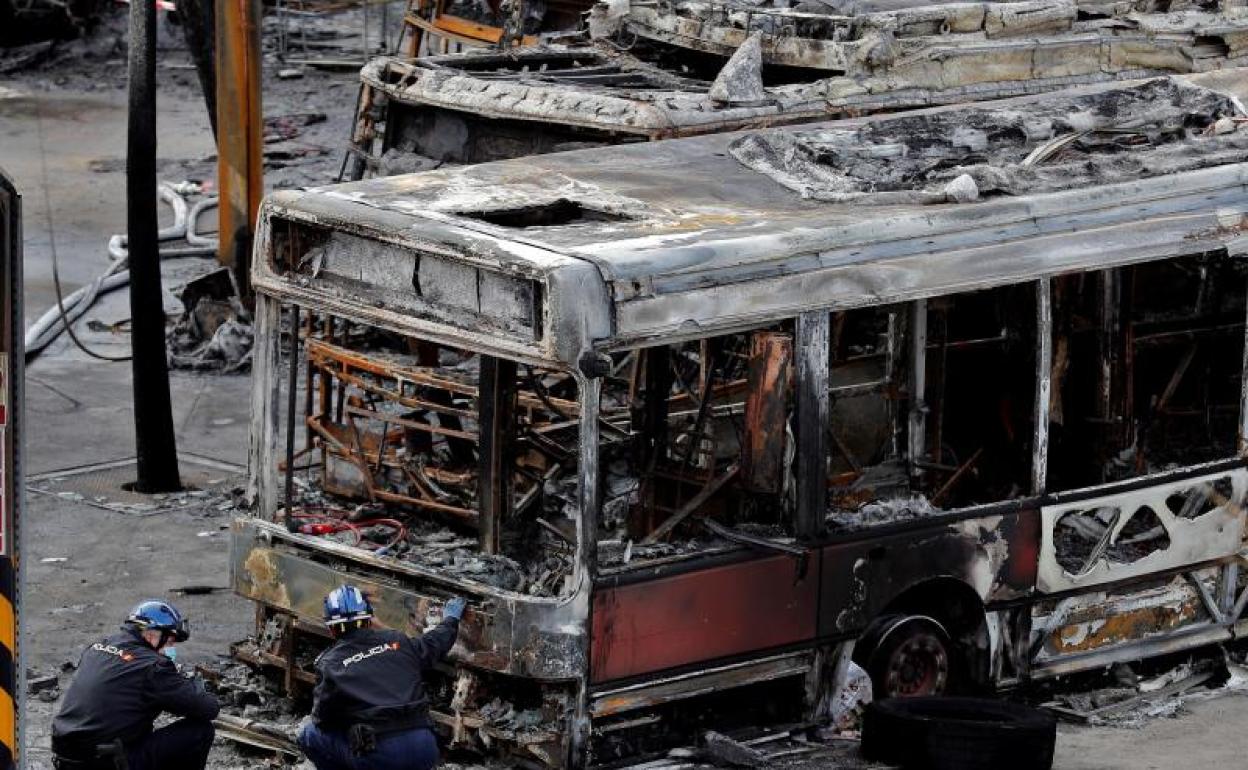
[593,327,800,569]
[1054,506,1120,576]
[1046,252,1248,492]
[273,305,582,598]
[824,304,920,528]
[825,285,1038,528]
[1165,476,1235,520]
[1053,501,1174,577]
[1104,505,1171,566]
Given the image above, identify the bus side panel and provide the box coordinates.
[589,554,820,684]
[818,509,1041,637]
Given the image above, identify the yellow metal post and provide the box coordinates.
[216,0,264,300]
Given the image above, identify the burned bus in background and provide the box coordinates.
[341,0,1248,178]
[234,73,1248,766]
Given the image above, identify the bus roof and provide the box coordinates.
[257,72,1248,362]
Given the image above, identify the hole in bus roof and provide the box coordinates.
[459,198,635,228]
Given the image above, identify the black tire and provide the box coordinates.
[856,615,954,699]
[861,696,1056,770]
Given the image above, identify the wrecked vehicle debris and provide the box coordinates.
[624,0,1248,72]
[342,0,1248,177]
[167,268,256,373]
[231,73,1248,767]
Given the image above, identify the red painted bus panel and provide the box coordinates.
[590,553,819,684]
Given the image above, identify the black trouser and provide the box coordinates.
[54,719,215,770]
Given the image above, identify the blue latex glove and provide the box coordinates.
[444,597,467,621]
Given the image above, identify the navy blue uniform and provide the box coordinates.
[52,627,219,770]
[299,619,459,770]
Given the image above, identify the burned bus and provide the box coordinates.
[342,0,1248,178]
[233,72,1248,766]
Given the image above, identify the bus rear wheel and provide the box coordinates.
[857,614,953,698]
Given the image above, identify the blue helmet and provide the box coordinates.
[324,585,373,627]
[126,600,190,642]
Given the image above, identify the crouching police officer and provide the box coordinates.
[298,584,466,770]
[52,600,220,770]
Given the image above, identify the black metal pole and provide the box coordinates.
[128,0,181,493]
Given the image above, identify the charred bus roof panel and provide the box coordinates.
[259,73,1248,364]
[623,0,1248,72]
[349,0,1248,169]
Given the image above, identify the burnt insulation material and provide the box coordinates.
[729,77,1248,205]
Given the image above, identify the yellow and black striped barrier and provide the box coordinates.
[1,166,25,769]
[0,557,15,768]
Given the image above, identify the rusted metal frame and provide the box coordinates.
[742,332,794,495]
[1032,621,1232,678]
[309,338,580,415]
[309,339,479,404]
[343,402,478,441]
[342,407,374,484]
[479,355,518,554]
[280,612,297,693]
[641,465,740,545]
[1029,595,1080,661]
[589,651,813,718]
[1033,278,1052,496]
[302,313,316,462]
[318,318,333,421]
[372,487,478,523]
[795,312,830,540]
[907,300,928,485]
[305,416,381,503]
[333,364,476,420]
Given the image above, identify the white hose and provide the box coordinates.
[25,186,222,359]
[186,198,220,249]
